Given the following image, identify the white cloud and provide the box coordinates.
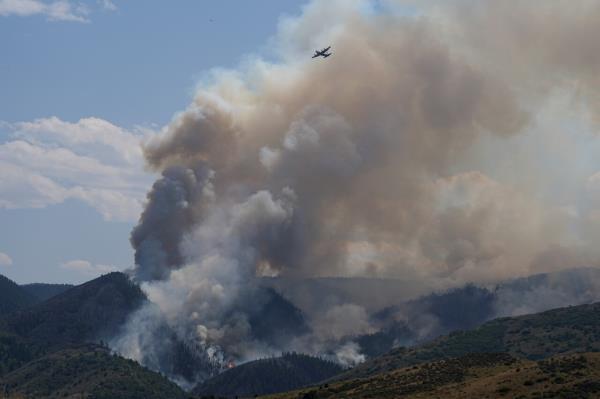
[0,0,90,22]
[12,116,143,165]
[99,0,116,11]
[61,259,94,272]
[61,259,118,276]
[0,116,156,222]
[0,252,13,267]
[0,0,44,16]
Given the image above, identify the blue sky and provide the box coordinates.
[0,0,306,284]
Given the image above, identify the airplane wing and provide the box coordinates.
[312,46,332,59]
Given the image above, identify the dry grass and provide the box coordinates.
[263,352,600,399]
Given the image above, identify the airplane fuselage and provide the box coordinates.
[312,46,332,59]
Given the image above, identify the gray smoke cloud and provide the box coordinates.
[114,0,600,386]
[130,166,214,281]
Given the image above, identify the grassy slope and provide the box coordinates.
[264,352,600,399]
[0,344,186,399]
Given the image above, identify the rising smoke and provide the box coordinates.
[112,0,600,386]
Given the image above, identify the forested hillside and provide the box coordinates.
[0,344,187,399]
[194,353,344,397]
[0,275,37,316]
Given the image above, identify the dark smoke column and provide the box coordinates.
[131,165,214,281]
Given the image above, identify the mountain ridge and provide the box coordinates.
[0,275,38,316]
[21,283,74,302]
[337,301,600,382]
[0,343,187,399]
[193,353,344,397]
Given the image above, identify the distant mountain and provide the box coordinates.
[356,320,416,358]
[409,283,496,333]
[266,352,600,399]
[3,272,146,348]
[339,301,600,381]
[357,268,600,358]
[0,272,147,376]
[356,284,498,358]
[0,274,37,316]
[0,343,186,399]
[247,287,311,348]
[21,283,74,302]
[263,277,433,314]
[493,267,600,317]
[193,353,344,398]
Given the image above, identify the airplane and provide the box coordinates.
[312,46,332,59]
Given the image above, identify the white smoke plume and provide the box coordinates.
[113,0,600,385]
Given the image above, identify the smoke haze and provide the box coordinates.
[112,0,600,386]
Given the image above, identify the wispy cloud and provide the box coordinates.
[0,0,91,22]
[0,116,156,222]
[61,259,118,276]
[0,251,13,267]
[98,0,116,11]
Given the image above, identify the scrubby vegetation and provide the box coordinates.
[265,353,600,399]
[0,344,187,399]
[0,331,45,376]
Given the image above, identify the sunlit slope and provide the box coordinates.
[265,353,600,399]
